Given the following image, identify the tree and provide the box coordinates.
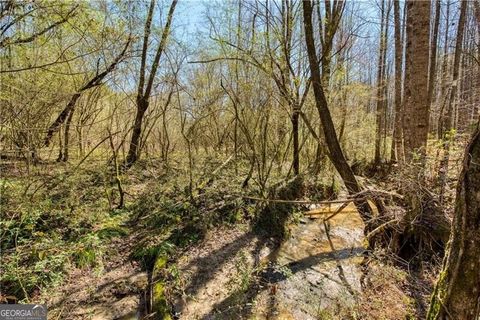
[0,2,78,49]
[436,0,451,138]
[303,0,372,223]
[125,0,178,167]
[438,0,468,203]
[391,0,404,162]
[374,0,390,166]
[312,0,345,174]
[263,0,306,176]
[427,0,441,110]
[427,124,480,319]
[203,0,311,177]
[43,38,131,148]
[402,0,431,163]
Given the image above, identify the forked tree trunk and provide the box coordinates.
[125,0,177,167]
[427,124,480,320]
[126,98,148,166]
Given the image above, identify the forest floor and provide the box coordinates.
[33,200,416,320]
[44,229,146,320]
[169,202,418,320]
[1,149,461,319]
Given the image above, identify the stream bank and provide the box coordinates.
[168,204,366,319]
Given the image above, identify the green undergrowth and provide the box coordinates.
[129,157,340,267]
[129,158,247,266]
[1,156,340,303]
[0,166,131,302]
[126,158,339,318]
[254,175,305,238]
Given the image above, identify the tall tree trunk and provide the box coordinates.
[427,0,441,110]
[375,0,388,166]
[443,0,467,136]
[427,124,480,320]
[125,0,177,167]
[437,0,451,138]
[126,98,148,166]
[392,0,404,162]
[402,0,431,163]
[303,1,372,223]
[438,0,467,204]
[282,0,299,176]
[313,0,344,174]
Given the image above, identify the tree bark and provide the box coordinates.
[292,106,300,175]
[402,0,431,163]
[61,108,74,162]
[313,0,344,174]
[427,124,480,320]
[392,0,404,162]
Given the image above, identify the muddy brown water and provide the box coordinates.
[254,203,365,319]
[173,202,366,320]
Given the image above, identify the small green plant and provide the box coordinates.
[73,234,103,269]
[235,251,253,292]
[131,240,176,270]
[96,226,128,239]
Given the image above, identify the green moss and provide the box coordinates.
[151,255,172,320]
[426,269,448,320]
[153,255,167,274]
[152,282,171,320]
[96,226,128,239]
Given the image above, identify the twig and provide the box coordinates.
[242,195,360,205]
[366,219,399,239]
[324,201,351,221]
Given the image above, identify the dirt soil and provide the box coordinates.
[41,232,147,320]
